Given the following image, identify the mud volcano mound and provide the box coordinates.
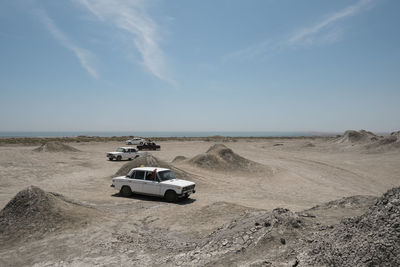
[303,187,400,266]
[377,131,400,147]
[336,130,377,144]
[172,155,187,163]
[302,142,315,148]
[174,188,400,266]
[364,130,400,152]
[115,153,189,178]
[33,141,80,152]
[189,144,263,172]
[0,186,96,243]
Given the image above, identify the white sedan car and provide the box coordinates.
[125,138,145,145]
[107,147,141,161]
[111,167,196,202]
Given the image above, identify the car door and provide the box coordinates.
[130,170,145,192]
[142,171,161,196]
[121,148,128,159]
[127,148,133,158]
[126,149,134,158]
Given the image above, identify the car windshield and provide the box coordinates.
[117,148,124,152]
[158,170,176,181]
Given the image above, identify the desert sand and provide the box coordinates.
[0,132,400,266]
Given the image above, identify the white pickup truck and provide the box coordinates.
[111,167,196,202]
[107,147,141,161]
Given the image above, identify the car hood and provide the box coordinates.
[160,179,194,187]
[113,175,127,180]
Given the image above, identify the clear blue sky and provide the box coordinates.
[1,0,399,132]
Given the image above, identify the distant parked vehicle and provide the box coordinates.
[111,167,196,202]
[137,142,161,151]
[125,137,145,145]
[107,147,141,161]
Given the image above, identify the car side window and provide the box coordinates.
[134,171,145,180]
[129,171,136,179]
[145,171,157,181]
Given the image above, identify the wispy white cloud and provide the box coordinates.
[75,0,176,86]
[288,0,374,45]
[35,9,98,78]
[225,0,376,61]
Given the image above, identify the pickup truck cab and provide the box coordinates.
[111,167,196,202]
[107,147,141,161]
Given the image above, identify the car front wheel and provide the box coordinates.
[120,186,132,197]
[165,190,178,202]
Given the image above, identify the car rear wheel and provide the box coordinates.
[117,155,122,161]
[109,158,113,161]
[165,190,178,202]
[120,186,132,197]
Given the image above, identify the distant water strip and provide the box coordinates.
[0,131,324,138]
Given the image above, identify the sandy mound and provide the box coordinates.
[302,142,315,148]
[364,131,400,152]
[33,141,80,152]
[336,130,377,144]
[391,130,400,139]
[305,195,378,225]
[173,188,400,266]
[0,186,97,243]
[308,195,377,211]
[115,152,190,179]
[172,155,187,163]
[303,187,400,266]
[189,144,264,172]
[174,207,306,266]
[377,131,400,146]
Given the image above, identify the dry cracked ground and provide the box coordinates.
[0,134,400,266]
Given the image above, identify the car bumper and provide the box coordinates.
[179,189,195,198]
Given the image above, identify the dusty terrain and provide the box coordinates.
[0,133,400,266]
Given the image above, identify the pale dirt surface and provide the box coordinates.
[0,138,399,266]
